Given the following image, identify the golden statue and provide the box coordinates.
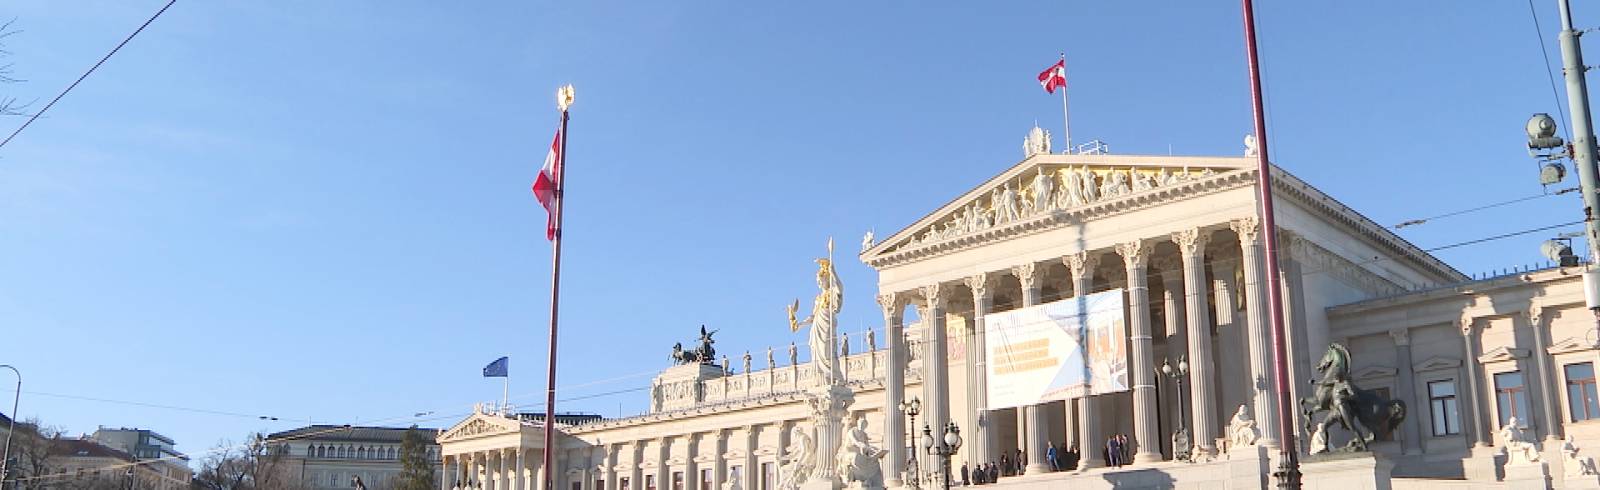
[787,239,844,384]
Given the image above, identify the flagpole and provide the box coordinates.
[1059,53,1071,154]
[543,85,574,490]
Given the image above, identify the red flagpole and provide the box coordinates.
[1240,2,1300,488]
[542,87,572,490]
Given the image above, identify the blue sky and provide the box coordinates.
[1,0,1593,463]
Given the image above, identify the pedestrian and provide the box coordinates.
[1016,448,1025,475]
[1104,436,1119,468]
[1046,441,1058,471]
[1065,442,1079,469]
[1119,434,1131,465]
[961,462,970,486]
[989,461,999,482]
[999,453,1010,477]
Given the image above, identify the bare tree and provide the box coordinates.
[7,417,65,488]
[0,18,26,116]
[193,433,309,490]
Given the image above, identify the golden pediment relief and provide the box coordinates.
[879,164,1229,253]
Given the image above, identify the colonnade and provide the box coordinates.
[441,449,543,490]
[875,219,1287,481]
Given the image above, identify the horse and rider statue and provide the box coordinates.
[1300,342,1407,454]
[671,325,720,365]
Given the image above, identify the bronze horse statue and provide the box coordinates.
[1300,343,1406,452]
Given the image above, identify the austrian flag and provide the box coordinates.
[531,127,562,240]
[1038,59,1067,94]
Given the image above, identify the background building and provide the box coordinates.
[268,424,442,489]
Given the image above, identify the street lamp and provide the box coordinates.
[1160,356,1191,461]
[0,365,18,490]
[899,397,922,490]
[920,422,962,490]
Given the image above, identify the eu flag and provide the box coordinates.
[483,356,509,377]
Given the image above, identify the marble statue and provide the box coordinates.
[789,342,798,366]
[1032,168,1055,212]
[1564,435,1599,477]
[836,416,887,487]
[1244,134,1258,157]
[1131,170,1155,192]
[788,240,845,384]
[840,332,850,357]
[1079,169,1099,203]
[778,426,816,490]
[1308,424,1330,455]
[1300,343,1406,453]
[859,230,874,253]
[865,329,876,352]
[1160,167,1184,186]
[1022,125,1051,157]
[996,183,1019,223]
[743,351,753,373]
[1062,170,1085,208]
[722,471,744,490]
[1100,169,1130,198]
[1499,418,1541,465]
[768,347,776,369]
[1227,405,1259,449]
[722,354,731,373]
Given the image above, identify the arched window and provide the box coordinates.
[358,447,366,459]
[337,446,346,458]
[315,445,324,458]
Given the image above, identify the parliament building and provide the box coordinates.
[437,132,1600,490]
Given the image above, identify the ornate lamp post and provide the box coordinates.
[900,397,923,489]
[921,422,963,490]
[1160,356,1191,461]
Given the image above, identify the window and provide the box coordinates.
[316,446,326,458]
[573,482,583,490]
[646,475,657,490]
[621,477,631,490]
[762,463,775,490]
[1495,371,1533,427]
[700,469,712,490]
[598,477,606,490]
[1428,380,1461,436]
[1568,363,1600,421]
[673,471,684,490]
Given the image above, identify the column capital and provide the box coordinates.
[1011,262,1039,291]
[1115,240,1150,271]
[1230,216,1261,244]
[920,283,945,308]
[1456,314,1477,335]
[1171,228,1210,259]
[877,293,902,319]
[1064,251,1101,280]
[964,273,994,302]
[1528,305,1546,326]
[1389,328,1410,346]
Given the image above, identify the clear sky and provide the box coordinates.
[1,0,1594,465]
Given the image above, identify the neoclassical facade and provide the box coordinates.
[438,146,1600,490]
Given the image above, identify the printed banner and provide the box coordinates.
[983,289,1128,409]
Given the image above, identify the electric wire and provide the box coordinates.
[1393,187,1576,229]
[0,0,177,151]
[1528,0,1573,141]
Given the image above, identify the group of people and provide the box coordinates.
[955,443,1088,486]
[1103,434,1131,468]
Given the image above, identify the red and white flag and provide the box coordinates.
[1038,59,1067,94]
[531,127,562,240]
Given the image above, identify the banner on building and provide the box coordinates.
[983,288,1128,409]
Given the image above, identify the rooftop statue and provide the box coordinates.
[1300,343,1406,454]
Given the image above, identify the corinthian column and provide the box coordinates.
[1231,217,1281,448]
[963,274,996,468]
[919,284,951,474]
[1172,228,1218,458]
[1065,251,1104,470]
[1116,240,1162,463]
[1012,262,1055,474]
[1458,315,1491,448]
[878,293,907,487]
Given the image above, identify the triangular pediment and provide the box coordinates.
[860,154,1251,263]
[1413,356,1462,372]
[437,413,523,443]
[1352,365,1398,381]
[1478,346,1531,364]
[1549,336,1597,356]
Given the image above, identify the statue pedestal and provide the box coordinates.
[1300,452,1394,490]
[801,383,856,490]
[1564,473,1600,490]
[1501,462,1551,490]
[651,363,727,412]
[1223,445,1270,490]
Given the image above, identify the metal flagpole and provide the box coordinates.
[1238,2,1300,488]
[1059,53,1072,154]
[503,376,510,412]
[543,85,574,490]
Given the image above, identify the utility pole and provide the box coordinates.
[1558,0,1600,264]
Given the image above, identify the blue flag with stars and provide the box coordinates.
[483,356,509,377]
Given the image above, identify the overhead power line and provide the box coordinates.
[1393,187,1576,229]
[0,0,177,151]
